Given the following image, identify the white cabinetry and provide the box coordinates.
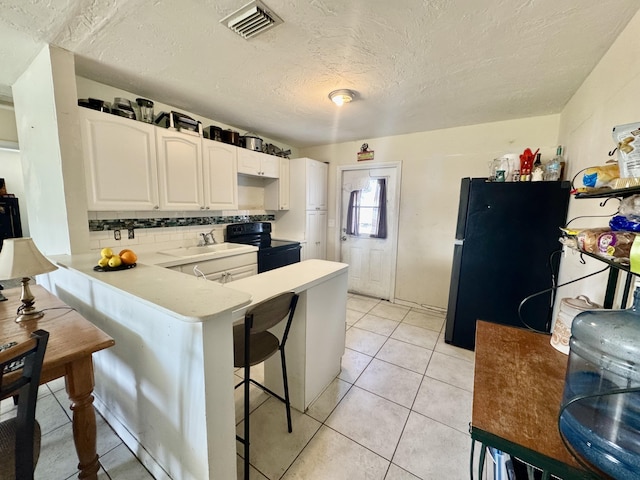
[264,158,290,211]
[237,149,279,178]
[274,158,328,260]
[171,252,257,284]
[80,108,239,212]
[307,159,328,210]
[80,108,159,211]
[202,140,238,210]
[156,129,203,210]
[305,210,327,260]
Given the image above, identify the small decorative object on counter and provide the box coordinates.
[512,169,520,182]
[559,287,640,479]
[495,170,505,182]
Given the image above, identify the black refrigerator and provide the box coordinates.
[444,178,571,350]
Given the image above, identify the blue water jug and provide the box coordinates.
[559,288,640,479]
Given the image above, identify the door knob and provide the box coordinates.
[341,236,347,241]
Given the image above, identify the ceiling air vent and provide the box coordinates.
[220,0,283,39]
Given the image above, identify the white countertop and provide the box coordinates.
[50,253,252,323]
[136,243,258,268]
[225,259,348,308]
[50,252,347,325]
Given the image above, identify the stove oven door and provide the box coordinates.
[258,244,301,273]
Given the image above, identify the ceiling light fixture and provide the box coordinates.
[329,89,356,106]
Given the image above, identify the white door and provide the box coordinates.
[339,164,400,300]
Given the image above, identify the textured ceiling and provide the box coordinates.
[0,0,639,147]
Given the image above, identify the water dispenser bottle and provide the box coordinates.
[559,288,640,479]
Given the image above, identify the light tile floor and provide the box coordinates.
[0,294,477,480]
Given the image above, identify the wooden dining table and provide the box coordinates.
[0,284,115,480]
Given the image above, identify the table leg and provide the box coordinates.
[65,356,100,480]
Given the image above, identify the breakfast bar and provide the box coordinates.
[42,255,348,480]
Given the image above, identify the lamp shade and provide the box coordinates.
[0,238,58,280]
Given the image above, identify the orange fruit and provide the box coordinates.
[120,250,137,265]
[119,249,132,256]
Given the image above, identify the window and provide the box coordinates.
[346,177,387,238]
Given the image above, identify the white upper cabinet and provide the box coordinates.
[156,129,204,210]
[80,108,159,211]
[202,139,238,210]
[306,159,328,210]
[237,149,280,178]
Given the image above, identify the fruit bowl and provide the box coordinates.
[93,263,137,272]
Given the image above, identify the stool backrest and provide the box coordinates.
[246,292,298,337]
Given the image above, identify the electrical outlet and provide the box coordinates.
[128,228,135,239]
[114,229,121,241]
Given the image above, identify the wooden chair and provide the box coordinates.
[0,329,49,480]
[234,292,299,480]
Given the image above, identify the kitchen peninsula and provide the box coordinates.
[42,253,348,480]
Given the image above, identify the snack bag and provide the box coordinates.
[582,164,620,188]
[613,122,640,178]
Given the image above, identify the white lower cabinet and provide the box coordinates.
[171,253,257,284]
[306,210,327,260]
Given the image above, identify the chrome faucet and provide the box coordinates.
[198,231,217,246]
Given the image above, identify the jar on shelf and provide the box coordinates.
[559,288,640,478]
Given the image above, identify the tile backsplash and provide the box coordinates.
[88,213,275,250]
[88,213,274,232]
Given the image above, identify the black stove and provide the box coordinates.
[226,222,301,273]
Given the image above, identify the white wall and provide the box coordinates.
[555,9,640,306]
[301,115,560,308]
[12,45,89,255]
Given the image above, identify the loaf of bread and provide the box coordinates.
[576,228,611,254]
[595,231,636,260]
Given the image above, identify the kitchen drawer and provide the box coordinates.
[177,252,257,276]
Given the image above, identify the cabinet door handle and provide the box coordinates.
[205,206,210,210]
[153,205,159,210]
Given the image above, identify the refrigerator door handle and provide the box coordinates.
[454,239,464,246]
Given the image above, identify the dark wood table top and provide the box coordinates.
[472,320,586,471]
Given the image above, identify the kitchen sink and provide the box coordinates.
[158,243,254,258]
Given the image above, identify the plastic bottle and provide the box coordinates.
[554,146,566,180]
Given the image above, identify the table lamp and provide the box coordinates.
[0,237,58,322]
